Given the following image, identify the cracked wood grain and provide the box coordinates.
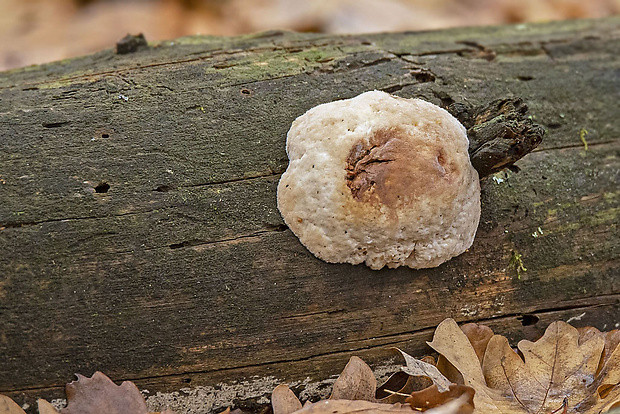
[0,16,619,414]
[3,299,618,413]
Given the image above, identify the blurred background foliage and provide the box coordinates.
[1,0,619,70]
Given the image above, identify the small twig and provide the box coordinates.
[550,397,569,414]
[382,389,412,397]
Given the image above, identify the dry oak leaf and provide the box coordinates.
[376,370,432,404]
[292,398,472,414]
[330,356,377,402]
[406,384,475,414]
[428,318,620,413]
[37,399,60,414]
[292,400,418,414]
[60,371,168,414]
[422,395,478,414]
[0,395,26,414]
[436,322,493,385]
[397,349,452,393]
[272,384,303,414]
[460,323,494,363]
[218,408,245,414]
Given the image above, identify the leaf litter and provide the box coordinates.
[271,318,620,414]
[2,319,619,414]
[0,371,173,414]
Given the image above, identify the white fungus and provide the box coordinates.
[277,91,480,270]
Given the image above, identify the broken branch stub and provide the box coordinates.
[449,98,545,178]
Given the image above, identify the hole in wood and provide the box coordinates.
[518,314,539,326]
[240,89,252,95]
[412,70,435,83]
[153,185,172,192]
[94,182,110,193]
[42,121,70,128]
[169,239,203,249]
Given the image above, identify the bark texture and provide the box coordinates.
[0,17,619,413]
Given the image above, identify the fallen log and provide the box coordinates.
[0,17,619,413]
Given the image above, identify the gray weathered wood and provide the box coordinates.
[0,17,619,413]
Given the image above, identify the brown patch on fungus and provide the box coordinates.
[345,126,460,207]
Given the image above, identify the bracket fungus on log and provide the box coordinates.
[277,91,481,270]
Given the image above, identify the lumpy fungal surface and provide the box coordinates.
[277,91,481,270]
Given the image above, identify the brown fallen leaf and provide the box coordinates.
[2,383,175,414]
[423,395,477,414]
[436,323,493,386]
[396,349,451,393]
[428,318,620,413]
[291,399,413,414]
[37,399,60,414]
[291,398,473,414]
[0,395,26,414]
[330,356,377,401]
[217,407,244,414]
[272,384,302,414]
[61,371,149,414]
[460,323,494,363]
[376,371,432,404]
[601,330,620,372]
[436,356,463,386]
[376,371,409,403]
[406,384,475,414]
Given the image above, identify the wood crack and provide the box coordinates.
[533,139,619,153]
[224,73,300,88]
[0,172,284,229]
[280,309,346,320]
[166,226,288,251]
[182,171,284,189]
[0,211,145,229]
[0,39,358,90]
[4,297,617,394]
[379,82,419,93]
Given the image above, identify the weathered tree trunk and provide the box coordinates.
[1,17,619,413]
